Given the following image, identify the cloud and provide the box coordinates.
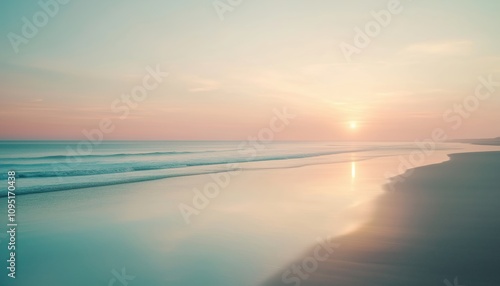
[403,40,474,56]
[185,76,221,93]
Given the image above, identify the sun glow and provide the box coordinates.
[350,121,357,130]
[351,161,356,179]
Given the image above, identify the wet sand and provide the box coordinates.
[264,151,500,286]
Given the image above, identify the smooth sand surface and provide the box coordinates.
[264,152,500,286]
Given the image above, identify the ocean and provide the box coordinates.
[0,140,451,197]
[0,141,496,286]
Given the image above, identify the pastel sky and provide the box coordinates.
[1,0,499,140]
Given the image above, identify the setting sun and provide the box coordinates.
[350,121,357,130]
[2,1,500,285]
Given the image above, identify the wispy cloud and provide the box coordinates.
[185,76,221,93]
[403,40,474,56]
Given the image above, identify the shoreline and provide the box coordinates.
[263,150,500,286]
[3,144,500,285]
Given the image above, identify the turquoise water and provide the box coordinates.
[0,141,433,197]
[0,141,480,285]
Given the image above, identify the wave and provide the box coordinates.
[0,154,382,198]
[0,149,240,161]
[0,168,241,197]
[4,149,373,179]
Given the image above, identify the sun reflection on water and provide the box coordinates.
[351,161,356,179]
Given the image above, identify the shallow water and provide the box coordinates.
[0,141,498,285]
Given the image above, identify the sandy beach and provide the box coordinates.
[264,151,500,286]
[2,1,500,284]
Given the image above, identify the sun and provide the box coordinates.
[349,121,357,130]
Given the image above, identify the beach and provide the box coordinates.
[2,0,499,284]
[0,142,499,285]
[264,150,500,286]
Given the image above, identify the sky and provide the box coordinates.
[0,0,499,140]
